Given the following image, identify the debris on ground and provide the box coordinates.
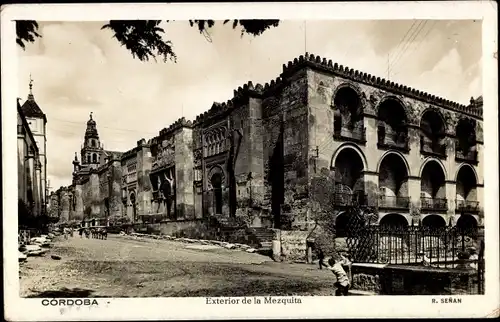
[19,251,28,262]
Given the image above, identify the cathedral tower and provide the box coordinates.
[80,112,103,167]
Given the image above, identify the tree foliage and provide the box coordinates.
[16,19,281,62]
[16,20,41,49]
[101,20,176,62]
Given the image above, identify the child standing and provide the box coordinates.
[324,253,352,296]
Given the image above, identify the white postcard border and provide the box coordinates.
[2,1,498,320]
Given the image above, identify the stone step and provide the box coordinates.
[259,241,273,248]
[253,232,274,240]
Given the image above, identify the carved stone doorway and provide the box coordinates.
[211,173,223,215]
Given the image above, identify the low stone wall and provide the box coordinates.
[159,220,217,239]
[351,262,480,295]
[279,230,310,262]
[132,220,217,240]
[350,263,385,294]
[117,232,259,253]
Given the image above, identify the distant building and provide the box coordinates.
[17,98,44,222]
[52,53,484,260]
[19,79,48,216]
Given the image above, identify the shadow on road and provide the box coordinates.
[26,287,97,298]
[166,278,327,297]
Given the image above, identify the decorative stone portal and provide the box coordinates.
[211,173,223,214]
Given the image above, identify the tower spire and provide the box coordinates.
[28,74,35,101]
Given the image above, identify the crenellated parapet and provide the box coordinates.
[280,52,482,119]
[193,81,266,126]
[157,117,193,138]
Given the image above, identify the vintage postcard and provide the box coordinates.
[2,1,499,320]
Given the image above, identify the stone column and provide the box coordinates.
[90,172,100,217]
[445,181,457,216]
[364,117,378,156]
[107,163,120,221]
[175,127,195,219]
[73,184,84,221]
[363,171,379,208]
[408,177,421,225]
[60,190,70,222]
[407,126,422,175]
[67,191,74,221]
[248,97,265,208]
[136,142,153,219]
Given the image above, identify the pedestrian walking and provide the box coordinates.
[324,253,352,296]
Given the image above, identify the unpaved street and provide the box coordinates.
[20,235,337,297]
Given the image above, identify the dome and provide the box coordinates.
[84,112,99,138]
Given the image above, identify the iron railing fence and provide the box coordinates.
[421,197,448,211]
[456,200,480,213]
[333,191,368,207]
[377,127,410,150]
[379,195,410,209]
[343,224,481,267]
[334,125,366,143]
[420,140,447,157]
[341,224,484,294]
[455,149,478,163]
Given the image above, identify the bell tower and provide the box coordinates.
[21,75,48,214]
[81,112,103,167]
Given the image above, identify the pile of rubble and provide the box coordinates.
[19,233,56,263]
[120,232,259,253]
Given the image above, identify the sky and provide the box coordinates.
[17,20,482,191]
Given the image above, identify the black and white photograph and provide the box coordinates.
[2,2,498,320]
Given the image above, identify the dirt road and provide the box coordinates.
[20,234,337,297]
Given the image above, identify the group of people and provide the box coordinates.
[78,227,108,240]
[63,227,74,239]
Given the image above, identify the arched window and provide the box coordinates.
[377,98,409,150]
[91,139,96,147]
[87,154,91,163]
[215,132,221,154]
[420,109,446,157]
[92,153,97,163]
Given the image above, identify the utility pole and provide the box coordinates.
[387,53,391,80]
[304,20,307,54]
